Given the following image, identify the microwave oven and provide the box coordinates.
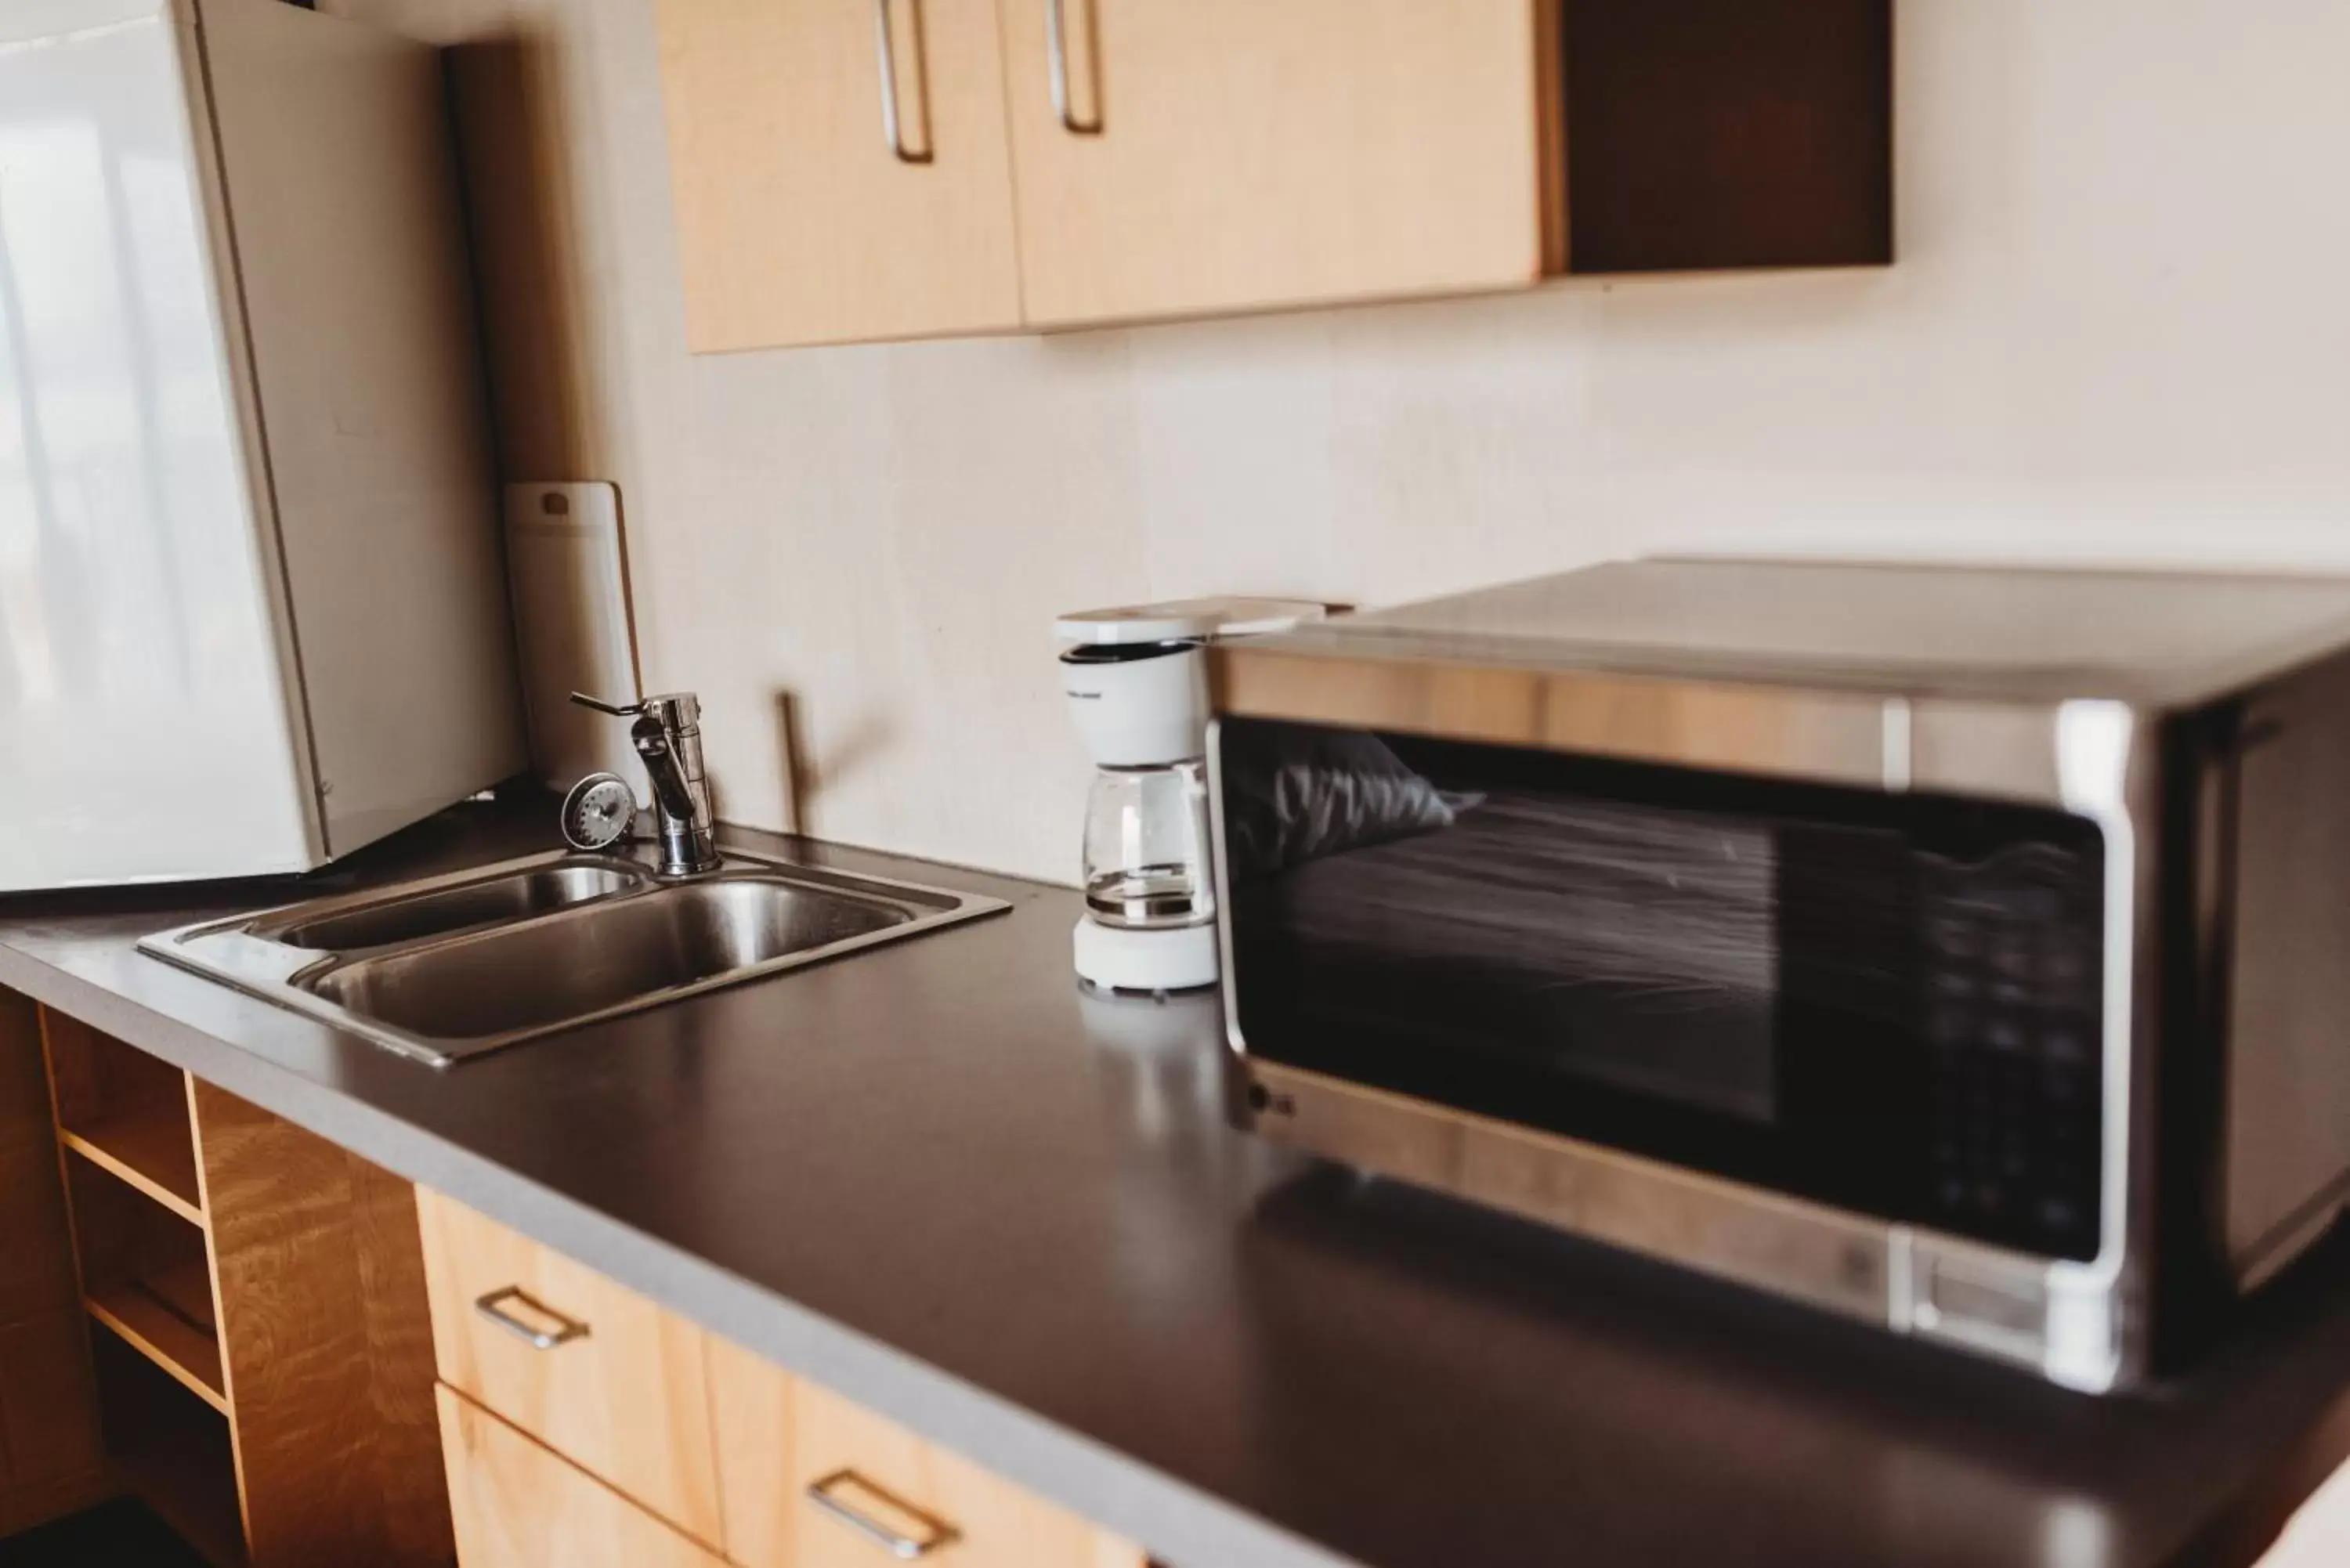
[1206,558,2350,1392]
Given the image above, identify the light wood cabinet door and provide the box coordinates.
[416,1190,724,1546]
[438,1386,727,1568]
[656,0,1025,349]
[707,1335,1145,1568]
[996,0,1556,327]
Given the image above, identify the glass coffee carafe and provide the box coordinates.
[1080,758,1217,933]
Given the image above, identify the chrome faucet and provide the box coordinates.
[571,691,721,876]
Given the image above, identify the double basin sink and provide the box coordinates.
[139,846,1009,1066]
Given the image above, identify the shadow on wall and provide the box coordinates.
[769,690,811,836]
[439,26,656,802]
[766,690,901,840]
[440,29,602,482]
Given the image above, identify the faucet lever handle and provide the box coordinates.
[569,691,644,718]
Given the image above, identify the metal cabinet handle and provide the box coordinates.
[873,0,935,164]
[805,1469,961,1559]
[1045,0,1101,134]
[473,1285,591,1350]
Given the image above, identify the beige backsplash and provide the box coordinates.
[328,0,2350,886]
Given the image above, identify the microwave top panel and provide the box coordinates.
[1224,559,2350,712]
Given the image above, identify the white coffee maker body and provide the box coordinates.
[1058,600,1323,993]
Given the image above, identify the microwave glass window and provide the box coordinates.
[1242,786,1784,1125]
[1216,717,2106,1263]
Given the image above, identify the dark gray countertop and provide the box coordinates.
[6,794,2350,1568]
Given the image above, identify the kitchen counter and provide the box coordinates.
[5,793,2350,1568]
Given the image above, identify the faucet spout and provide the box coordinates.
[571,690,721,876]
[630,717,694,818]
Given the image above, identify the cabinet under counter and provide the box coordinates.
[416,1190,1148,1568]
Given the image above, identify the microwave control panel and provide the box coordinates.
[1918,854,2104,1262]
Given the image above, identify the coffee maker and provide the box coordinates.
[1057,599,1323,992]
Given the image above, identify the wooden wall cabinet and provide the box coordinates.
[994,0,1557,328]
[653,0,1890,350]
[656,0,1025,349]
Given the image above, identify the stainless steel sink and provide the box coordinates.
[139,846,1010,1066]
[257,862,645,951]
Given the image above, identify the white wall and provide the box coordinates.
[331,0,2350,885]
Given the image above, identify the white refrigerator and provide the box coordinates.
[0,0,524,891]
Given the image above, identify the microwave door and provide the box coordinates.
[1218,717,2106,1266]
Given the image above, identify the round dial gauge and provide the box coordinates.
[560,772,638,852]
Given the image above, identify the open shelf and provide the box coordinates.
[90,1331,248,1568]
[61,1116,204,1227]
[87,1257,226,1415]
[44,1012,203,1224]
[65,1153,226,1414]
[118,1437,250,1568]
[33,1006,450,1568]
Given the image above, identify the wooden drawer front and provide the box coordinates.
[416,1191,722,1544]
[439,1386,725,1568]
[707,1335,1145,1568]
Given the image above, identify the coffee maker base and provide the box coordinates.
[1073,918,1220,994]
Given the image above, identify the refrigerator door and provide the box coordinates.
[0,0,319,890]
[197,0,524,855]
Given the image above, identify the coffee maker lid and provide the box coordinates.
[1055,597,1329,646]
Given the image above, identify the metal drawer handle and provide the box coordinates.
[473,1285,591,1350]
[1045,0,1101,134]
[806,1469,961,1559]
[873,0,935,164]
